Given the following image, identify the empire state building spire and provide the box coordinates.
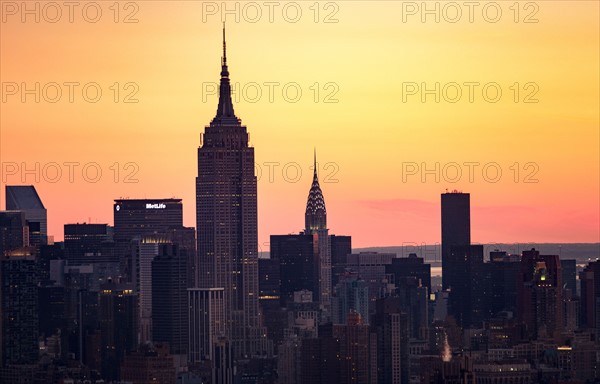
[196,25,263,359]
[211,23,240,126]
[305,149,327,233]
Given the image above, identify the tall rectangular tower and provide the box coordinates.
[0,252,39,366]
[441,191,471,290]
[196,27,261,358]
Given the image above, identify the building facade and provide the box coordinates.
[195,26,262,358]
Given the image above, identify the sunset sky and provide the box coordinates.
[1,1,598,248]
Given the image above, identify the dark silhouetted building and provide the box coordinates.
[447,244,484,328]
[331,235,352,265]
[481,251,521,318]
[331,235,352,287]
[560,259,577,294]
[258,258,284,351]
[0,211,29,255]
[271,154,348,321]
[5,185,47,246]
[113,199,183,242]
[340,252,395,310]
[300,325,341,384]
[0,252,39,366]
[579,260,600,333]
[131,229,195,344]
[386,253,431,292]
[113,198,184,281]
[333,311,370,384]
[258,258,280,301]
[195,26,262,358]
[420,355,476,384]
[37,285,65,339]
[332,276,369,325]
[271,234,316,306]
[99,280,138,381]
[120,343,176,384]
[441,191,470,291]
[517,249,563,341]
[371,297,409,384]
[152,243,189,356]
[395,276,429,340]
[64,223,116,265]
[304,152,332,315]
[213,336,234,384]
[188,288,225,364]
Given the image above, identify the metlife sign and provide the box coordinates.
[146,203,166,209]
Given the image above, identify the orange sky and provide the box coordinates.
[1,1,598,248]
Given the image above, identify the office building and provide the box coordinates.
[441,191,470,291]
[98,280,138,380]
[517,249,563,341]
[0,251,39,366]
[447,244,484,328]
[579,261,600,333]
[188,288,226,363]
[0,211,29,255]
[151,243,189,356]
[271,234,316,306]
[195,26,262,358]
[5,185,47,246]
[333,311,370,384]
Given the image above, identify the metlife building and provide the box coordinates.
[113,199,184,243]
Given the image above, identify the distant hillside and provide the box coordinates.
[260,243,600,263]
[355,243,600,264]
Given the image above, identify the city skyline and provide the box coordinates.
[1,4,600,382]
[1,2,598,248]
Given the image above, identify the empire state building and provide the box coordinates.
[196,26,262,358]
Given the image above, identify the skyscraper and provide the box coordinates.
[441,192,481,328]
[196,26,261,358]
[5,185,47,246]
[517,249,563,341]
[333,311,370,384]
[304,151,332,315]
[386,253,432,292]
[0,211,29,254]
[271,234,316,306]
[151,243,189,356]
[446,244,484,328]
[441,191,471,290]
[332,276,369,325]
[579,261,600,333]
[98,280,138,381]
[371,297,410,384]
[113,198,183,246]
[0,251,39,366]
[188,288,225,364]
[64,223,115,265]
[330,234,352,287]
[113,198,184,280]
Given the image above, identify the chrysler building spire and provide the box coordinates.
[305,149,327,233]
